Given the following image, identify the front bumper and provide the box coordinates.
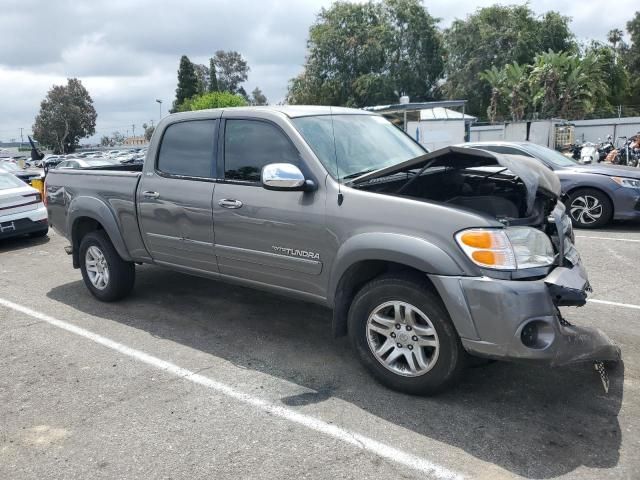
[429,261,621,366]
[611,186,640,220]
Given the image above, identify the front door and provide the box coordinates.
[138,119,218,272]
[212,117,329,298]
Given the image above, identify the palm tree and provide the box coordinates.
[479,66,505,123]
[503,63,529,122]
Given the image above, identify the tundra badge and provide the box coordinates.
[272,246,320,260]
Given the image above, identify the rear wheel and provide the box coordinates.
[566,188,612,229]
[79,231,135,301]
[348,273,465,395]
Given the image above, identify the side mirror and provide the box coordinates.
[261,163,315,191]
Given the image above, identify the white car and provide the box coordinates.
[56,158,115,169]
[0,172,48,239]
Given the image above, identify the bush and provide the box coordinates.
[177,91,248,112]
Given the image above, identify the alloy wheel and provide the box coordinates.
[366,300,440,377]
[85,245,110,290]
[569,195,603,225]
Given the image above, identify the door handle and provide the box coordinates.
[218,198,243,209]
[142,191,160,199]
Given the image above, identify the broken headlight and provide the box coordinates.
[455,227,555,271]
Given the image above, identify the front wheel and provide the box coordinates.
[566,188,613,229]
[79,231,135,301]
[348,273,465,395]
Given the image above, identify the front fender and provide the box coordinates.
[327,232,466,306]
[67,195,132,262]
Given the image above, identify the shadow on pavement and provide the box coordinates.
[47,266,624,479]
[0,234,50,253]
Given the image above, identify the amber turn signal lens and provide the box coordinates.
[460,231,493,249]
[471,250,496,265]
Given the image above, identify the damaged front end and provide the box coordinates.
[352,147,621,369]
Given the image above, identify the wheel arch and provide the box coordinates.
[328,233,466,338]
[68,196,132,268]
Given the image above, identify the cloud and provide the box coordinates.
[0,0,636,144]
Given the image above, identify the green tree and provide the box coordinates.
[287,0,443,107]
[111,131,125,145]
[208,57,219,92]
[32,78,97,154]
[172,55,199,112]
[443,5,574,119]
[528,50,608,119]
[142,123,155,141]
[585,41,629,114]
[624,12,640,73]
[193,63,210,94]
[213,50,249,93]
[250,87,268,105]
[176,91,248,112]
[480,63,529,122]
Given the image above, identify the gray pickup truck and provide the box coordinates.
[46,106,620,394]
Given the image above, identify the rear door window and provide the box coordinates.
[224,120,299,183]
[481,145,532,156]
[157,120,217,178]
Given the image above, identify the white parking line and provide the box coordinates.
[576,235,640,243]
[0,297,462,480]
[587,299,640,310]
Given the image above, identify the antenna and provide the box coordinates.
[329,106,343,205]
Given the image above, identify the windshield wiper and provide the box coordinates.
[342,168,378,180]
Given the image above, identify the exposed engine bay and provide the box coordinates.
[350,146,562,227]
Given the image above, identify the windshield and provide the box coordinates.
[293,114,426,179]
[524,143,578,168]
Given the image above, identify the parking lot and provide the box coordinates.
[1,223,639,480]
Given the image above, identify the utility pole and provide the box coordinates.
[20,128,24,148]
[155,99,163,122]
[150,119,154,128]
[132,124,136,139]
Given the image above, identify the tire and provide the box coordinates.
[29,227,48,238]
[566,188,613,229]
[79,231,135,301]
[348,273,465,395]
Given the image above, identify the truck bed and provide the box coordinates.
[46,167,149,261]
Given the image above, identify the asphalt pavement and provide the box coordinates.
[1,223,639,479]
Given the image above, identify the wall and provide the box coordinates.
[469,125,504,142]
[572,117,640,144]
[407,120,466,151]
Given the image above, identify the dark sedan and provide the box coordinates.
[461,141,640,228]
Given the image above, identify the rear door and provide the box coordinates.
[137,119,219,272]
[212,116,329,298]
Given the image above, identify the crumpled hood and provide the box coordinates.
[351,146,561,213]
[565,163,640,179]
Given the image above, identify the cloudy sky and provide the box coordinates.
[0,0,636,144]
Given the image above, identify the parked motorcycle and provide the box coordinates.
[597,135,615,163]
[567,142,582,161]
[612,137,640,167]
[579,142,599,164]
